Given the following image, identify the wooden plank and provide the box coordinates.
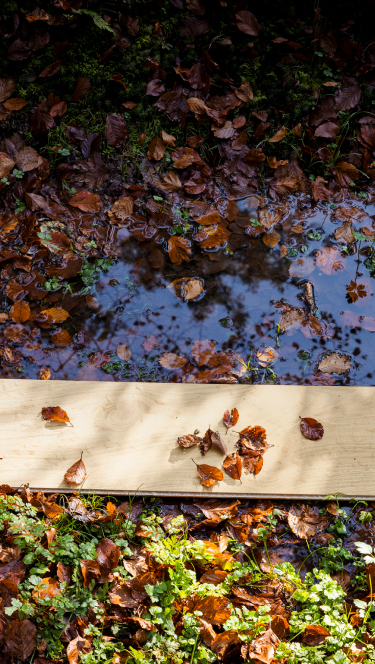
[0,380,374,497]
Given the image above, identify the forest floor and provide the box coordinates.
[1,0,375,662]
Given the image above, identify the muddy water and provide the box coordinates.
[4,192,375,383]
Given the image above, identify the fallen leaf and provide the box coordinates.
[201,428,227,455]
[263,230,280,248]
[288,504,328,539]
[42,406,70,423]
[32,576,60,600]
[316,247,346,275]
[198,618,216,646]
[191,339,216,366]
[268,156,288,168]
[147,136,166,161]
[195,461,223,486]
[223,408,239,430]
[318,353,351,374]
[51,329,72,346]
[69,191,102,213]
[142,335,157,352]
[108,196,134,223]
[0,76,16,102]
[178,434,203,448]
[257,346,279,367]
[38,60,62,77]
[37,307,69,326]
[117,344,131,360]
[159,353,188,369]
[157,171,182,192]
[235,10,259,36]
[39,367,51,380]
[300,417,324,440]
[3,97,27,111]
[168,277,204,301]
[168,236,192,264]
[245,628,280,664]
[9,301,30,323]
[269,126,287,142]
[71,77,90,102]
[302,624,330,645]
[236,426,270,475]
[289,257,315,278]
[66,636,92,664]
[64,453,86,485]
[235,81,253,103]
[96,538,120,571]
[4,619,37,661]
[0,152,16,178]
[223,453,242,480]
[211,630,240,658]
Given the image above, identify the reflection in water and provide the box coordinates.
[2,193,375,384]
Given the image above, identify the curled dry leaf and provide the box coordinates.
[201,428,227,455]
[178,434,203,448]
[300,417,324,440]
[236,425,271,476]
[117,343,131,361]
[159,353,188,370]
[223,408,239,430]
[223,453,242,480]
[42,406,70,423]
[194,461,224,487]
[318,352,351,374]
[64,452,87,485]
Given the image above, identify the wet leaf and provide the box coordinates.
[3,97,27,111]
[51,329,72,347]
[67,636,92,664]
[223,453,242,480]
[4,619,37,661]
[263,229,280,248]
[195,462,223,486]
[96,538,120,571]
[108,196,134,223]
[71,77,90,102]
[38,60,62,77]
[269,126,287,142]
[117,344,131,360]
[157,172,182,192]
[235,81,253,103]
[32,576,60,600]
[318,353,351,374]
[178,434,202,448]
[0,153,16,178]
[316,247,346,275]
[191,339,216,366]
[64,453,87,485]
[300,417,324,440]
[147,136,166,161]
[185,594,231,624]
[37,308,69,326]
[223,408,239,430]
[69,191,102,212]
[168,236,192,264]
[0,77,16,102]
[142,335,157,352]
[9,301,30,323]
[159,353,188,369]
[194,224,231,249]
[289,257,315,278]
[257,346,279,367]
[211,630,240,658]
[42,406,70,423]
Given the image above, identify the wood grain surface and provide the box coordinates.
[0,380,374,497]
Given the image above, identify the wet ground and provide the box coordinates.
[2,188,375,384]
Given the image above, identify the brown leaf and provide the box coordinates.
[4,619,37,661]
[223,408,239,430]
[195,462,223,487]
[42,406,70,423]
[263,230,280,248]
[168,236,192,264]
[194,224,231,249]
[178,434,203,448]
[64,454,86,485]
[32,576,60,600]
[187,97,209,114]
[39,367,51,380]
[9,301,30,323]
[318,352,351,374]
[57,562,72,585]
[201,428,227,455]
[314,122,339,138]
[288,504,328,539]
[30,107,54,135]
[257,346,279,367]
[235,11,259,36]
[195,499,239,521]
[69,191,102,212]
[157,171,182,192]
[236,426,269,475]
[38,60,62,77]
[37,307,69,326]
[334,222,354,244]
[269,126,287,142]
[71,77,90,102]
[185,595,231,623]
[159,353,188,369]
[67,636,92,664]
[302,624,330,645]
[247,628,280,664]
[117,344,131,361]
[0,152,16,178]
[96,538,120,571]
[198,618,216,646]
[223,453,242,480]
[147,136,166,161]
[105,114,128,148]
[51,329,72,347]
[108,583,138,608]
[15,146,40,172]
[3,97,27,111]
[211,630,240,658]
[108,196,134,223]
[191,339,216,366]
[289,257,315,278]
[142,335,157,352]
[235,81,253,103]
[300,417,324,440]
[0,77,16,102]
